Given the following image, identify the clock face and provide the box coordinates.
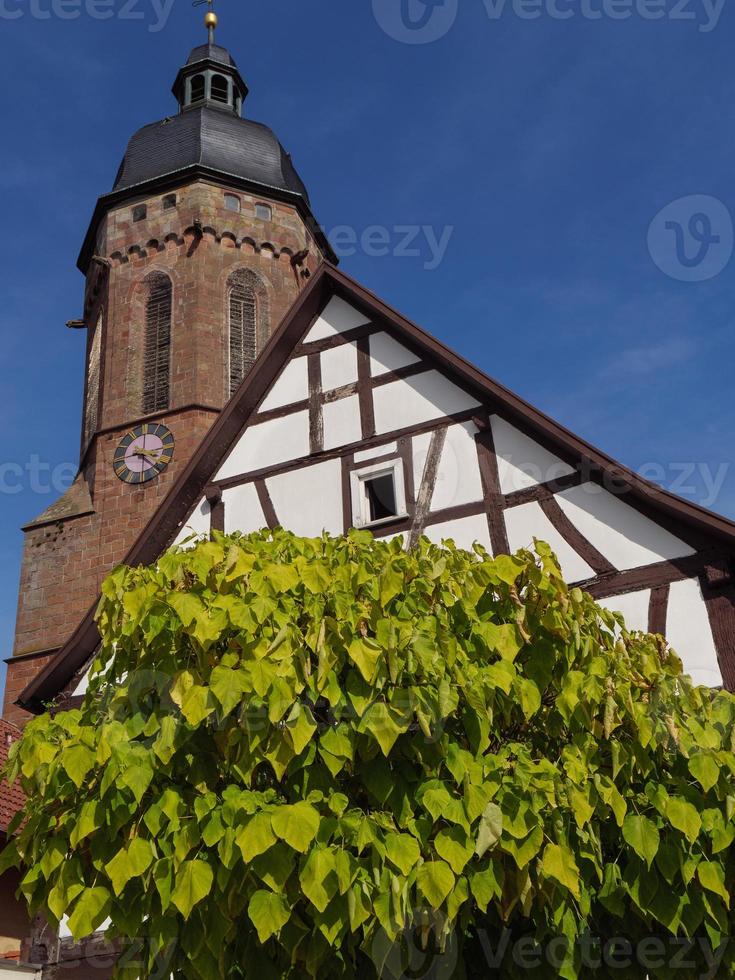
[113,423,175,484]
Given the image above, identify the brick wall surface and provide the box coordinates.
[5,178,326,726]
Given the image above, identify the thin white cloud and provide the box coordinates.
[602,337,697,378]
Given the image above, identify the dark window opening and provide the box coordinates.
[190,74,205,105]
[229,285,257,395]
[143,274,172,414]
[211,74,229,104]
[132,204,147,222]
[255,203,272,222]
[364,474,398,523]
[162,194,177,211]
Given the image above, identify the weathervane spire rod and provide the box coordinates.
[193,0,218,44]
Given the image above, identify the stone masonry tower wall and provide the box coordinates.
[5,40,330,725]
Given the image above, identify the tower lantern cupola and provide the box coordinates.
[172,30,248,116]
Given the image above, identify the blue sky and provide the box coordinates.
[1,0,734,703]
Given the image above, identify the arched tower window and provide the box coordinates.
[229,280,257,395]
[190,74,205,105]
[228,269,268,396]
[143,272,172,414]
[84,314,102,448]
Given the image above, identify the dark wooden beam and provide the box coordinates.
[474,419,510,556]
[504,470,585,508]
[578,553,715,600]
[648,584,670,635]
[408,427,447,550]
[295,322,378,356]
[255,481,279,530]
[356,335,376,440]
[539,496,616,576]
[307,353,324,456]
[701,576,735,691]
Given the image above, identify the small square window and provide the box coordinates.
[162,194,177,211]
[224,194,241,213]
[132,204,147,222]
[350,459,407,529]
[255,203,272,222]
[365,474,397,522]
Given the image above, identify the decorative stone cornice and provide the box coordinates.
[108,223,304,268]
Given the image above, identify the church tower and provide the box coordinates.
[4,18,334,723]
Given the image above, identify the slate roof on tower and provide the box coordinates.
[112,109,310,200]
[186,42,236,66]
[113,40,307,200]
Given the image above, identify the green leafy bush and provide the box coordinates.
[3,530,734,979]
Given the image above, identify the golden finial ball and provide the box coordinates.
[205,11,218,28]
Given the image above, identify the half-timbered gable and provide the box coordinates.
[18,263,735,714]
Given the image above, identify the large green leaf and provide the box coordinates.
[299,846,338,913]
[385,834,421,876]
[416,861,455,909]
[284,703,318,756]
[105,838,155,896]
[170,860,214,920]
[60,745,95,789]
[179,685,215,727]
[209,666,247,717]
[698,861,730,906]
[688,753,720,793]
[271,803,321,853]
[347,638,382,683]
[359,701,406,756]
[541,843,580,899]
[70,801,104,848]
[475,802,503,858]
[622,815,660,868]
[667,798,702,843]
[67,887,111,940]
[434,827,473,874]
[236,812,277,863]
[248,889,290,943]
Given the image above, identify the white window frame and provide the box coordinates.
[350,459,407,529]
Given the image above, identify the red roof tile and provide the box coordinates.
[0,719,25,835]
